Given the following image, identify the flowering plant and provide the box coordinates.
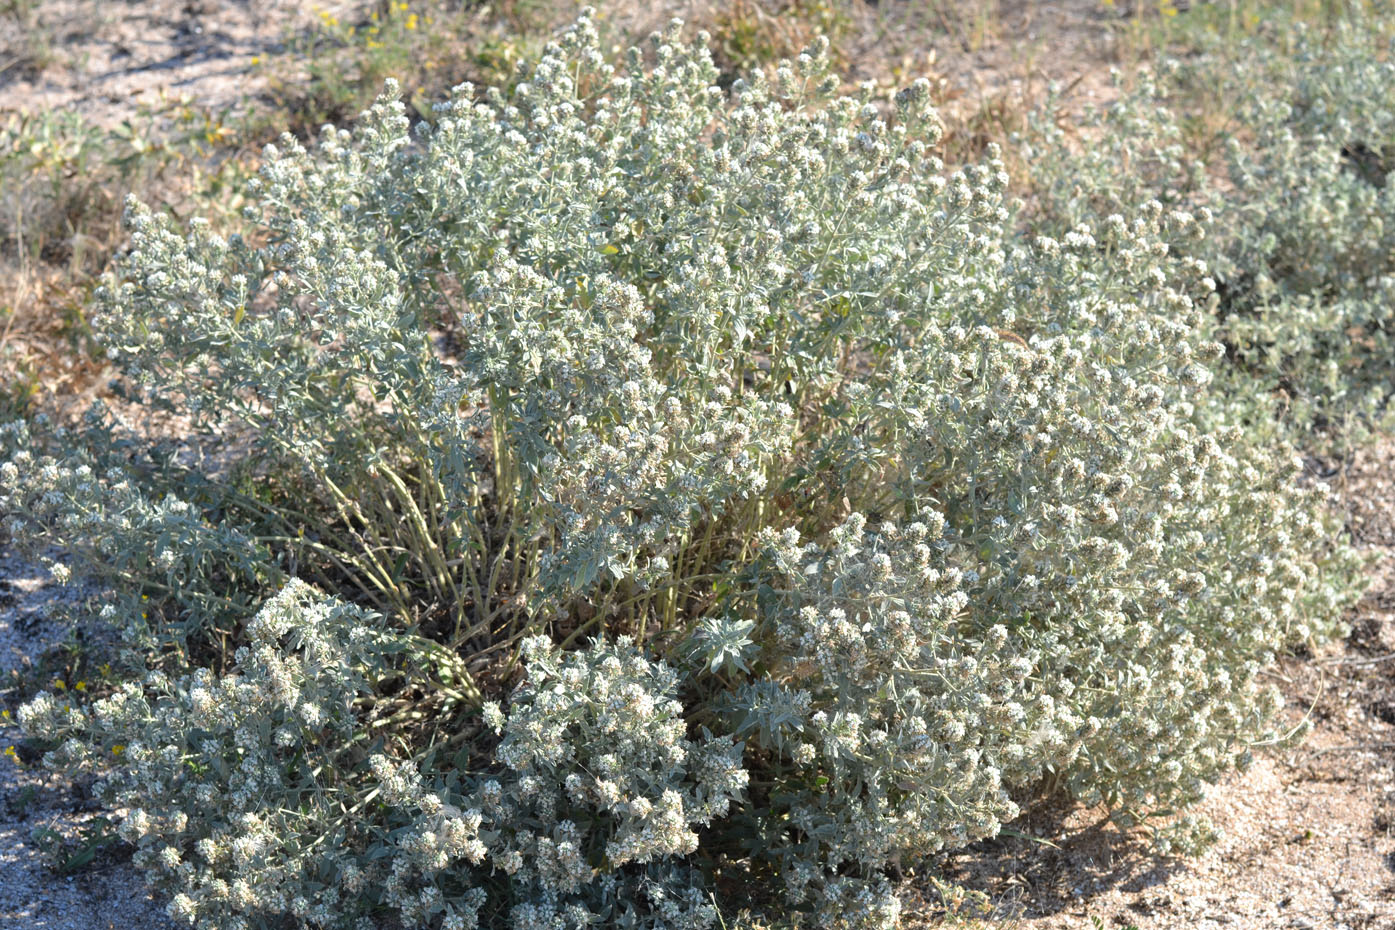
[4,8,1372,927]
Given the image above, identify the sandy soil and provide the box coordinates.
[0,0,330,125]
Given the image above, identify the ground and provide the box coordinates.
[1,1,1392,928]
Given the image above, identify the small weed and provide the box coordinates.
[32,816,121,874]
[253,0,539,140]
[6,784,38,818]
[705,0,853,82]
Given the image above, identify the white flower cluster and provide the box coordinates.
[1022,13,1395,445]
[0,416,276,662]
[467,635,745,929]
[21,591,746,930]
[18,581,402,930]
[742,515,1036,926]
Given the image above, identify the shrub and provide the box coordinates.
[1019,10,1395,445]
[20,584,745,930]
[5,8,1366,928]
[19,580,417,930]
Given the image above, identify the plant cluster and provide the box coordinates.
[1020,10,1395,445]
[2,7,1377,928]
[255,0,544,141]
[19,582,746,930]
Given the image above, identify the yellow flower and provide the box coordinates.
[3,746,18,763]
[75,681,88,692]
[251,55,261,66]
[53,679,66,691]
[111,744,125,757]
[406,13,418,30]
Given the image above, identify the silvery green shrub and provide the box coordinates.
[720,198,1360,914]
[1020,10,1395,444]
[4,8,1367,928]
[21,585,745,930]
[0,416,277,661]
[19,581,416,930]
